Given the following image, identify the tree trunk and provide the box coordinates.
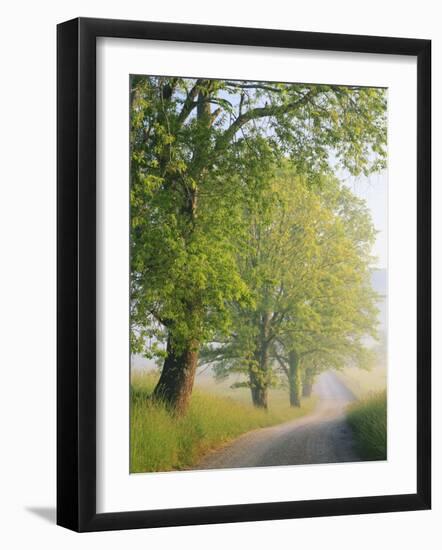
[248,312,271,409]
[152,335,199,415]
[288,350,302,407]
[249,364,269,409]
[249,344,269,409]
[302,367,315,397]
[250,380,269,409]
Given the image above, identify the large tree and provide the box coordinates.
[202,170,327,407]
[130,77,386,414]
[272,178,379,406]
[203,172,379,408]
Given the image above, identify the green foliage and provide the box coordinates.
[203,167,380,392]
[130,77,386,362]
[130,371,316,472]
[347,390,387,460]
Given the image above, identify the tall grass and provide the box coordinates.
[347,390,387,460]
[131,371,316,473]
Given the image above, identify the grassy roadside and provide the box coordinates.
[131,371,316,473]
[335,365,387,460]
[347,390,387,460]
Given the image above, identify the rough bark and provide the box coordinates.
[289,350,302,407]
[152,335,199,415]
[302,367,315,397]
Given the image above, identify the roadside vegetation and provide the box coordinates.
[131,371,316,472]
[338,360,387,461]
[347,390,387,460]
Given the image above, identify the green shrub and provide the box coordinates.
[347,390,387,460]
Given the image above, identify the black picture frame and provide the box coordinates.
[57,17,431,532]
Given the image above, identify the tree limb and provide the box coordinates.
[177,79,202,125]
[214,90,314,153]
[224,82,285,93]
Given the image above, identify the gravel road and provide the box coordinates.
[192,370,359,470]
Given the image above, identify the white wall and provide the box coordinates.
[0,1,439,547]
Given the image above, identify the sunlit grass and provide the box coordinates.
[347,390,387,461]
[335,364,387,399]
[131,371,316,473]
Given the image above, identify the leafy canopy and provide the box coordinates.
[130,77,386,358]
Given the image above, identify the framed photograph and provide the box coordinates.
[57,17,431,532]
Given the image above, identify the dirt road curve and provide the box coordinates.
[193,370,359,470]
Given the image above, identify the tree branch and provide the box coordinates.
[177,80,202,125]
[274,352,289,376]
[224,82,285,93]
[214,90,313,153]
